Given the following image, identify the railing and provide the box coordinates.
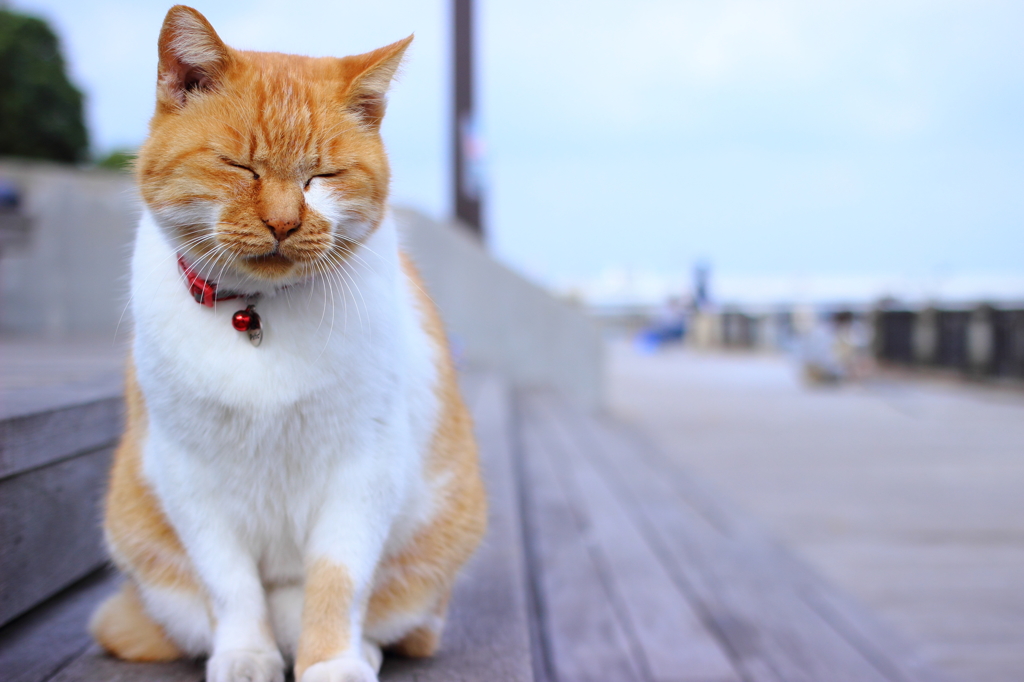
[876,305,1024,379]
[683,303,1024,382]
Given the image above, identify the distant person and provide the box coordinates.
[800,314,844,383]
[833,311,873,379]
[800,311,871,383]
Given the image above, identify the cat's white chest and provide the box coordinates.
[128,210,436,575]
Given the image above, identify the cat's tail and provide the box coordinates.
[89,582,183,662]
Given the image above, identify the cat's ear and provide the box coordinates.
[340,35,413,129]
[156,5,231,110]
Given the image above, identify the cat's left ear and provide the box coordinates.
[340,35,413,129]
[156,6,232,110]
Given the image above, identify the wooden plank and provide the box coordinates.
[49,646,204,682]
[0,371,122,423]
[0,566,201,682]
[553,396,945,682]
[383,373,534,681]
[610,423,952,682]
[0,568,118,682]
[1,372,533,682]
[524,394,740,682]
[0,447,112,627]
[0,394,122,480]
[608,419,954,682]
[517,393,645,682]
[615,425,953,682]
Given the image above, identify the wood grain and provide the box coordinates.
[0,392,122,479]
[518,396,646,682]
[382,373,535,682]
[0,447,112,627]
[550,393,947,682]
[525,395,740,682]
[0,569,118,682]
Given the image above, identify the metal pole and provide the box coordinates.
[452,0,483,236]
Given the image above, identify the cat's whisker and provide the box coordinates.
[305,261,321,306]
[116,232,220,341]
[177,244,226,292]
[329,259,349,338]
[352,239,433,308]
[328,252,369,336]
[312,260,341,362]
[348,240,389,266]
[344,245,382,280]
[210,245,236,310]
[313,259,331,333]
[326,263,342,347]
[326,257,357,334]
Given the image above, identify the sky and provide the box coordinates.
[10,0,1024,304]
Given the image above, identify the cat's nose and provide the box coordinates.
[264,217,301,242]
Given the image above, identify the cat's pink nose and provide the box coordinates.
[265,217,300,242]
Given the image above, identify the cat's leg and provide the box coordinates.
[174,515,285,682]
[268,593,382,672]
[148,444,284,682]
[96,404,213,659]
[293,464,397,682]
[267,582,304,661]
[364,458,486,657]
[294,559,380,682]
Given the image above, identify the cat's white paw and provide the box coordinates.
[300,656,377,682]
[206,649,285,682]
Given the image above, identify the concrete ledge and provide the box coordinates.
[397,208,603,409]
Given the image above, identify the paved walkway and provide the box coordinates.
[608,342,1024,682]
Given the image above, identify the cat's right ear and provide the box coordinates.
[156,5,231,111]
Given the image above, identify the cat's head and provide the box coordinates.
[137,5,411,286]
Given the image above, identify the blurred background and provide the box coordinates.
[5,0,1024,305]
[1,2,1022,682]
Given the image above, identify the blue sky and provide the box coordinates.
[12,0,1024,301]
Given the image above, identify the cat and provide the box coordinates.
[87,6,487,682]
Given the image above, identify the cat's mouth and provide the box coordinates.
[244,252,294,278]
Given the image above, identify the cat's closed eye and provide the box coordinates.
[305,170,346,189]
[221,158,260,180]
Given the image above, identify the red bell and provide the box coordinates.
[232,309,252,331]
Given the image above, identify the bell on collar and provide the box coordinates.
[232,306,263,347]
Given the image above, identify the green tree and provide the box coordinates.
[95,148,135,173]
[0,9,88,162]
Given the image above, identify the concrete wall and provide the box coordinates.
[0,161,603,407]
[0,160,138,336]
[396,208,602,408]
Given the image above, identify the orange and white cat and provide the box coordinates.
[88,6,486,682]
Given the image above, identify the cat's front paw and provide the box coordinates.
[300,656,377,682]
[207,648,285,682]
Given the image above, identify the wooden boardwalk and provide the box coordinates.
[609,344,1024,682]
[0,348,952,681]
